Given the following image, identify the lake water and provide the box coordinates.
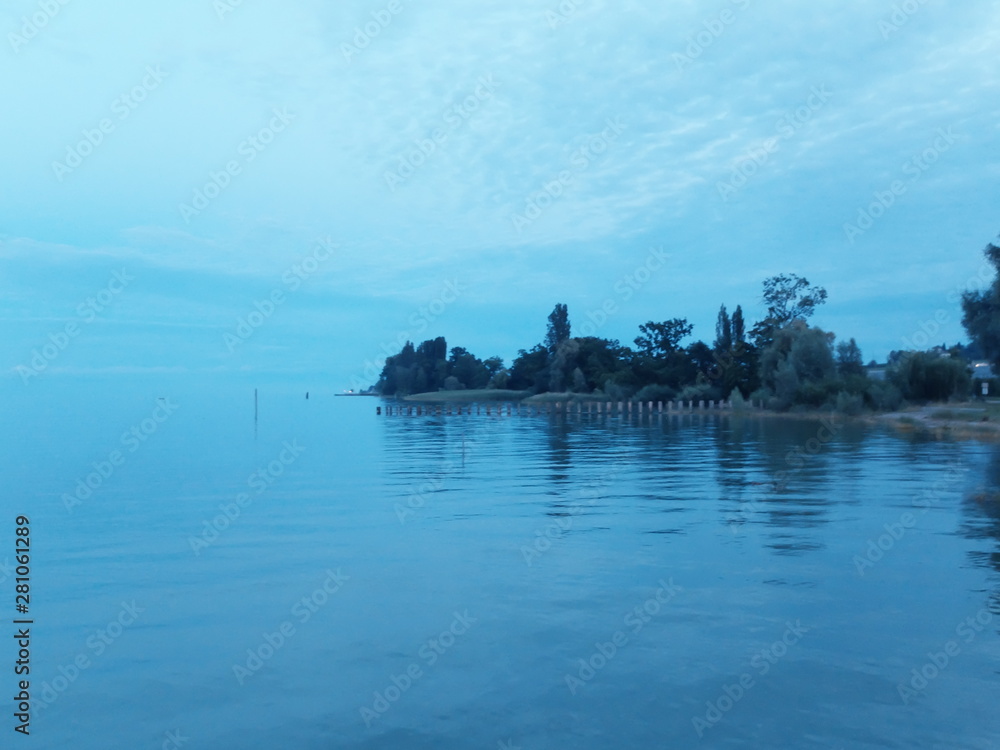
[6,380,1000,749]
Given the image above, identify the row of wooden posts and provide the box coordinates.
[379,399,761,417]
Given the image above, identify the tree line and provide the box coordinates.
[377,238,1000,410]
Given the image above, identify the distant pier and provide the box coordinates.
[379,399,765,416]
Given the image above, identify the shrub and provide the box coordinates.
[730,388,747,410]
[890,352,971,402]
[864,380,903,412]
[601,379,634,401]
[796,379,841,408]
[834,390,865,416]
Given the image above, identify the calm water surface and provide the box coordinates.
[5,380,1000,749]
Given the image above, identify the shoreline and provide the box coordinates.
[383,391,1000,442]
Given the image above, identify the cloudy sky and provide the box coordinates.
[2,0,999,390]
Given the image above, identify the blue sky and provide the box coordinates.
[2,0,999,390]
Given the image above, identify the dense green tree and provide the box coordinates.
[509,344,550,392]
[377,337,450,395]
[757,320,836,407]
[398,341,416,367]
[548,338,580,392]
[714,305,732,353]
[731,305,746,345]
[575,337,634,391]
[370,283,965,411]
[707,303,755,398]
[687,341,717,383]
[545,303,571,352]
[751,274,828,347]
[489,367,511,389]
[961,237,1000,368]
[836,338,865,377]
[634,319,693,358]
[448,346,489,389]
[483,356,504,379]
[413,367,429,393]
